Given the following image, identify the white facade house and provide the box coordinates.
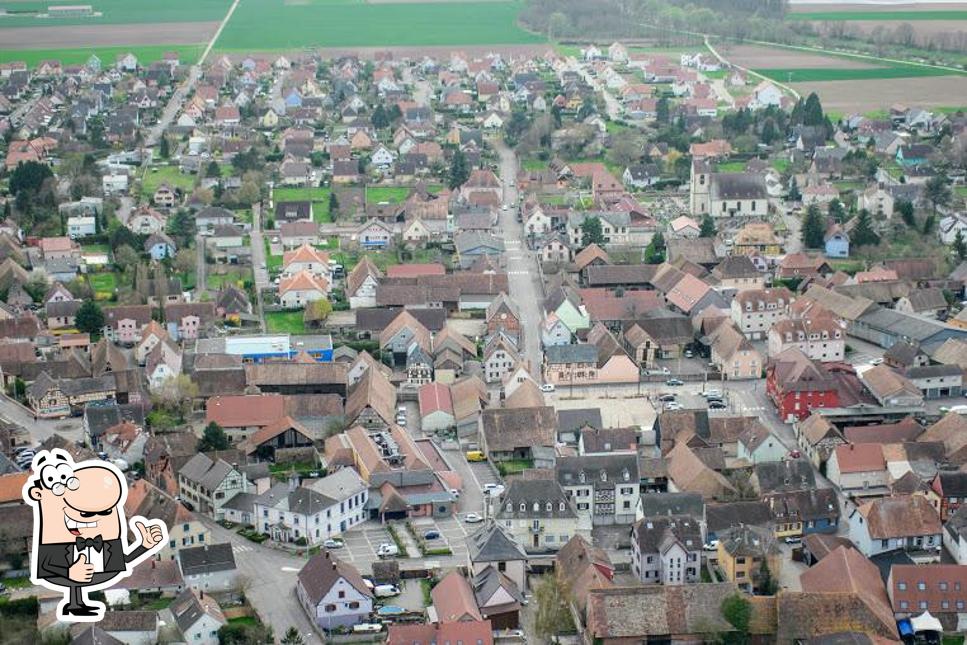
[730,288,793,340]
[297,551,374,630]
[255,470,368,545]
[768,318,845,363]
[631,516,703,585]
[848,495,942,558]
[67,216,96,239]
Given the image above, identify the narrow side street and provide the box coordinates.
[495,141,544,372]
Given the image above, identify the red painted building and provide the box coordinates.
[766,347,839,422]
[931,471,967,521]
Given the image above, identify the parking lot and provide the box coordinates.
[407,516,473,560]
[338,522,397,565]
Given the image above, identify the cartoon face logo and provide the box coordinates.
[22,449,168,622]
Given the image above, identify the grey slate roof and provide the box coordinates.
[556,454,639,490]
[468,521,528,563]
[255,482,337,515]
[638,492,704,520]
[495,479,577,520]
[633,515,702,553]
[754,458,816,493]
[179,543,236,576]
[178,453,235,490]
[545,343,599,365]
[557,408,603,434]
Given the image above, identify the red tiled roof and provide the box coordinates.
[206,394,285,428]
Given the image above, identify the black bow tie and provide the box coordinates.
[75,536,103,551]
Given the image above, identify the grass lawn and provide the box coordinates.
[0,44,205,68]
[956,186,967,199]
[829,260,865,275]
[265,238,283,273]
[141,165,196,199]
[366,186,410,204]
[0,0,231,28]
[227,616,259,627]
[833,180,865,192]
[754,64,959,82]
[88,272,117,299]
[81,243,110,254]
[215,0,541,50]
[207,270,249,291]
[273,186,332,223]
[789,10,967,21]
[521,158,549,171]
[702,69,727,79]
[265,310,308,335]
[716,161,747,172]
[332,250,399,272]
[142,597,174,610]
[772,158,791,173]
[497,459,534,476]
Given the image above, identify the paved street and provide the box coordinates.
[250,201,268,332]
[495,141,544,373]
[0,393,83,445]
[195,234,208,298]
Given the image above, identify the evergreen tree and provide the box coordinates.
[644,231,666,264]
[577,97,595,121]
[896,198,916,227]
[580,216,605,247]
[827,198,845,224]
[9,161,53,196]
[760,118,777,145]
[205,160,221,178]
[656,97,670,124]
[802,92,825,127]
[788,176,801,201]
[699,214,716,238]
[75,301,105,337]
[371,104,389,129]
[328,191,339,219]
[448,148,470,190]
[852,209,880,247]
[197,422,231,452]
[955,230,967,261]
[800,204,826,249]
[159,136,170,159]
[925,172,952,214]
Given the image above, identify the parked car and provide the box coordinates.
[395,415,407,426]
[423,530,441,540]
[703,539,719,551]
[464,513,484,523]
[646,367,670,375]
[376,543,399,557]
[701,389,721,399]
[665,378,684,386]
[784,536,802,545]
[708,401,727,410]
[684,350,694,358]
[465,450,486,462]
[870,358,884,365]
[374,584,401,598]
[323,538,344,549]
[353,623,384,634]
[665,402,683,410]
[483,483,505,497]
[658,393,676,402]
[540,383,555,393]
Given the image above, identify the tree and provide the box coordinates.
[328,191,340,218]
[787,176,801,201]
[448,148,470,190]
[953,230,967,261]
[699,214,716,238]
[852,208,880,247]
[802,92,825,127]
[922,213,936,236]
[758,559,778,595]
[218,622,273,645]
[173,248,195,275]
[281,628,304,645]
[827,198,845,224]
[721,593,752,634]
[895,198,916,227]
[551,104,563,129]
[760,118,778,145]
[237,180,261,207]
[9,161,53,196]
[151,374,198,418]
[644,230,666,264]
[925,172,952,214]
[197,422,230,452]
[577,97,595,121]
[75,301,105,337]
[205,161,221,178]
[534,574,574,642]
[656,97,670,124]
[372,104,389,129]
[580,216,605,247]
[159,136,170,159]
[166,209,195,246]
[304,298,333,327]
[114,244,139,272]
[800,204,826,249]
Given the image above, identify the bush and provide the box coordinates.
[0,597,38,618]
[295,537,308,546]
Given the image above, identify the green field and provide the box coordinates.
[0,0,231,28]
[206,269,250,290]
[140,165,196,199]
[0,44,205,67]
[790,10,967,21]
[716,161,747,172]
[366,186,410,204]
[214,0,541,50]
[88,272,117,299]
[755,64,958,82]
[265,310,308,335]
[273,186,331,223]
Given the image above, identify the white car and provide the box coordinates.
[376,543,399,557]
[395,416,407,426]
[540,383,555,393]
[703,539,719,551]
[464,513,484,524]
[483,483,505,497]
[665,401,683,410]
[323,538,344,549]
[353,623,384,634]
[502,204,509,211]
[870,358,884,365]
[702,390,722,399]
[374,584,401,598]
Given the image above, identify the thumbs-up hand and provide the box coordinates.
[133,519,166,551]
[69,554,94,583]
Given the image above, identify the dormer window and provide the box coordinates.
[600,470,607,482]
[519,502,526,512]
[546,502,552,511]
[533,502,540,512]
[622,469,630,481]
[506,503,512,512]
[559,502,566,511]
[579,472,586,483]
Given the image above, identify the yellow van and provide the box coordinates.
[465,450,486,462]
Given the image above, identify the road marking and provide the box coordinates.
[281,566,300,572]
